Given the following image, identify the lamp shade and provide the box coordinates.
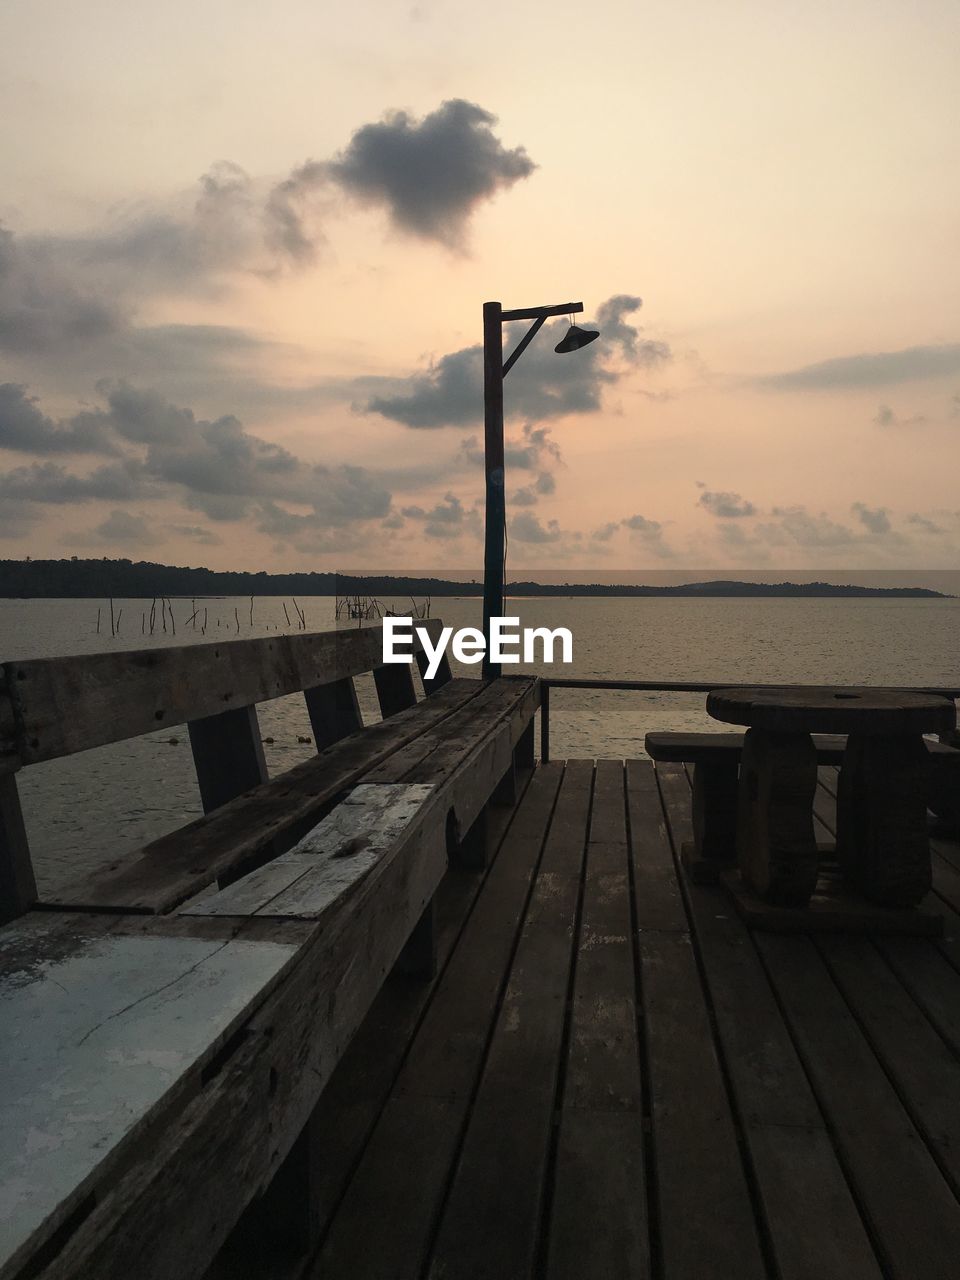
[554,324,600,354]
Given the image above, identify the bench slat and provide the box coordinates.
[180,784,435,919]
[43,678,483,915]
[4,620,445,766]
[646,731,849,765]
[0,923,299,1278]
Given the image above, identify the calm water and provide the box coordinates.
[2,593,957,894]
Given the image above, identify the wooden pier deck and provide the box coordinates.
[266,757,960,1280]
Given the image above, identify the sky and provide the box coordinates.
[1,0,958,574]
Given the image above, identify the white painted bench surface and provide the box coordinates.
[180,782,435,920]
[0,929,297,1271]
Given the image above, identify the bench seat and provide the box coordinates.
[645,731,847,765]
[644,730,960,876]
[44,677,487,915]
[1,674,539,1280]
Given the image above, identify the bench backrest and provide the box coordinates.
[0,619,452,922]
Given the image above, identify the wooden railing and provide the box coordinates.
[538,677,960,762]
[0,619,452,923]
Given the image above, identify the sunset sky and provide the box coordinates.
[2,0,958,573]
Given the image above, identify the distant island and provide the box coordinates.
[0,559,950,599]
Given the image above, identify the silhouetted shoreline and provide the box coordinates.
[0,559,950,599]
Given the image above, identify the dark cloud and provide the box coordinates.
[760,506,856,547]
[622,513,663,535]
[873,404,927,427]
[400,492,480,539]
[169,523,223,546]
[74,509,163,547]
[0,383,118,454]
[0,460,149,504]
[0,225,121,357]
[327,99,535,249]
[758,344,960,391]
[595,296,671,367]
[362,297,670,429]
[907,513,944,534]
[697,489,757,518]
[513,471,555,506]
[593,521,620,542]
[852,502,891,534]
[510,511,562,543]
[0,382,393,534]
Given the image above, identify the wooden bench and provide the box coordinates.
[0,622,540,1280]
[644,730,959,880]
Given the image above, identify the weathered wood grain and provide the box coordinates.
[43,678,483,914]
[758,931,960,1280]
[4,618,445,765]
[644,764,768,1280]
[314,763,562,1280]
[542,761,650,1280]
[180,784,435,919]
[656,762,882,1280]
[427,762,593,1280]
[0,924,298,1279]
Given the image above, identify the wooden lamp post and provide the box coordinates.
[481,300,599,677]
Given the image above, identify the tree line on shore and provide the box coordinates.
[0,558,947,599]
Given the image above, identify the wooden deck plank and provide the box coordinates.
[757,931,960,1280]
[655,763,883,1280]
[878,932,960,1057]
[544,760,650,1280]
[627,759,686,933]
[425,761,593,1280]
[817,934,960,1196]
[310,762,564,1280]
[293,780,532,1256]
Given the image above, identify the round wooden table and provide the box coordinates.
[706,687,956,908]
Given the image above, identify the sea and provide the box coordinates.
[2,580,958,895]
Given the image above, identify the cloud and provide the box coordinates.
[907,513,944,534]
[170,523,223,546]
[852,502,891,534]
[0,459,150,504]
[0,381,393,534]
[759,506,856,547]
[326,99,535,249]
[510,511,563,543]
[0,383,118,454]
[758,344,960,391]
[592,521,621,542]
[399,492,480,539]
[74,509,163,547]
[362,297,671,429]
[595,295,671,367]
[621,512,673,557]
[697,489,757,518]
[873,404,927,427]
[513,471,555,505]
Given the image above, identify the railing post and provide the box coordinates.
[373,663,418,718]
[0,772,37,924]
[304,677,363,750]
[540,682,551,764]
[187,704,269,814]
[415,647,453,694]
